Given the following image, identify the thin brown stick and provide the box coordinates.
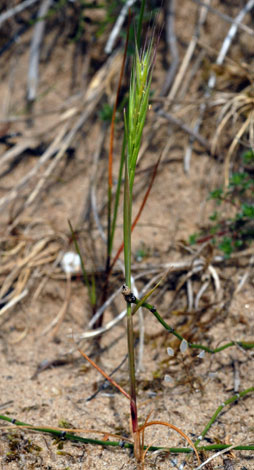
[138,420,201,465]
[78,348,131,401]
[157,110,211,150]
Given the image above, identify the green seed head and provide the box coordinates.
[126,38,154,191]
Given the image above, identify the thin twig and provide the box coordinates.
[0,0,39,28]
[81,126,106,224]
[186,278,193,311]
[104,0,137,54]
[78,348,131,401]
[41,273,71,337]
[235,254,254,294]
[194,443,240,469]
[0,401,13,411]
[190,0,254,37]
[91,182,107,244]
[157,110,211,150]
[27,0,53,106]
[167,0,209,102]
[0,51,121,216]
[87,286,123,330]
[0,138,38,174]
[233,358,240,394]
[174,0,210,172]
[208,0,254,90]
[161,0,179,95]
[72,307,127,341]
[74,270,165,341]
[1,125,65,201]
[194,279,209,310]
[86,353,128,402]
[0,289,28,318]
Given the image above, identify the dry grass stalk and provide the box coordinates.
[183,0,254,173]
[27,0,53,107]
[0,228,68,321]
[167,0,209,102]
[41,273,71,337]
[211,86,254,186]
[0,51,121,217]
[0,0,39,27]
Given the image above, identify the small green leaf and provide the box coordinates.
[99,103,113,122]
[189,233,198,245]
[210,225,219,235]
[242,149,254,164]
[241,203,254,218]
[218,237,233,258]
[209,211,218,221]
[209,188,223,201]
[234,239,243,248]
[229,172,248,187]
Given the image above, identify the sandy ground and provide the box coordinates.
[0,1,254,469]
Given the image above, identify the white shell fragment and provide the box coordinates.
[198,350,205,359]
[61,252,81,274]
[164,374,174,384]
[180,339,188,353]
[167,347,174,357]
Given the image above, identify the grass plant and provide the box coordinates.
[2,2,254,469]
[67,12,254,463]
[123,26,155,438]
[70,3,159,318]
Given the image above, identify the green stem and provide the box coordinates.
[123,148,138,432]
[123,130,131,289]
[195,387,254,446]
[1,414,254,453]
[110,132,126,252]
[132,297,254,354]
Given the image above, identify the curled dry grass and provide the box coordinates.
[211,83,254,186]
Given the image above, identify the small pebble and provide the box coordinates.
[167,347,174,357]
[61,252,81,274]
[198,350,205,359]
[164,374,174,384]
[180,339,188,353]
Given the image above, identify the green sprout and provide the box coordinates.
[123,33,155,437]
[189,160,254,257]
